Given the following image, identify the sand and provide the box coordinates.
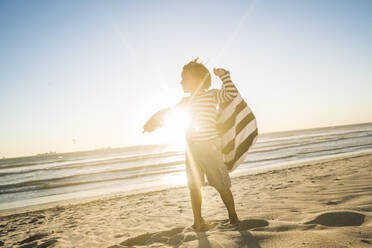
[1,152,372,248]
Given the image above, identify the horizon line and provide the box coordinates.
[1,121,371,160]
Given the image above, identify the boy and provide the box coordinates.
[143,58,239,232]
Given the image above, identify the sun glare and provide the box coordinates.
[163,108,191,150]
[161,172,187,186]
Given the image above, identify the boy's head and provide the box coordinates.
[180,58,211,93]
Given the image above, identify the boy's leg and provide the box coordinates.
[195,137,238,224]
[189,189,208,231]
[190,189,202,222]
[218,189,239,224]
[186,143,208,231]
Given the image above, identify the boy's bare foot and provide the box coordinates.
[192,218,209,232]
[229,214,239,225]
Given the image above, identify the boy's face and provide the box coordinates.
[180,70,200,93]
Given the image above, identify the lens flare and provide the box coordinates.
[163,108,191,150]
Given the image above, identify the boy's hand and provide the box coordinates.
[213,67,229,77]
[143,118,160,133]
[142,108,170,134]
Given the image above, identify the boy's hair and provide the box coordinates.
[183,58,211,90]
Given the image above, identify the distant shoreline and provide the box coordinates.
[2,121,371,160]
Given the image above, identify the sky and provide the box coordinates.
[0,0,371,158]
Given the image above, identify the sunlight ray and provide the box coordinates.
[109,16,138,62]
[210,0,259,65]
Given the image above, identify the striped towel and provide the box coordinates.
[217,90,258,172]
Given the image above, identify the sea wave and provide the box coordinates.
[0,151,184,175]
[0,161,185,195]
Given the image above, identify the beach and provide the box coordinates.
[2,0,371,247]
[1,152,371,247]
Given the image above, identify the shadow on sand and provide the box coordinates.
[108,218,268,248]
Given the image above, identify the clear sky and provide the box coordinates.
[1,0,371,158]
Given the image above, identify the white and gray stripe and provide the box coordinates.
[181,72,257,172]
[184,73,239,142]
[216,75,258,171]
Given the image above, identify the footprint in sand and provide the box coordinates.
[17,233,48,245]
[15,233,59,248]
[361,239,372,245]
[305,211,365,227]
[236,219,269,231]
[325,201,340,205]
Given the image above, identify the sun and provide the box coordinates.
[162,108,191,150]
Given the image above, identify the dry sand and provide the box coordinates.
[1,152,372,248]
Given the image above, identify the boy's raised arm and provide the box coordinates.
[214,68,238,103]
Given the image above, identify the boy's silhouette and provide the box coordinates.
[143,58,239,232]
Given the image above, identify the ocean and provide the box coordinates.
[1,122,372,212]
